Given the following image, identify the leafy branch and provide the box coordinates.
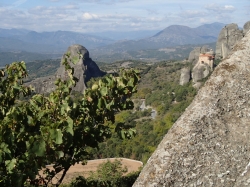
[0,53,140,187]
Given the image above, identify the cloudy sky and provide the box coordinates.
[0,0,249,33]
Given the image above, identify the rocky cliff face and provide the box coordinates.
[243,21,250,36]
[133,29,250,187]
[28,44,105,94]
[215,21,250,59]
[183,46,213,87]
[179,67,191,85]
[191,62,211,88]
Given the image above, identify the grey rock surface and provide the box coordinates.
[133,30,250,187]
[28,44,105,94]
[243,21,250,36]
[179,67,191,85]
[215,23,244,59]
[192,63,212,88]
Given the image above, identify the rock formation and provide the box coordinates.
[191,49,215,88]
[188,45,208,64]
[179,67,191,85]
[216,21,250,60]
[182,48,214,87]
[133,29,250,186]
[28,44,105,94]
[191,62,211,88]
[243,21,250,36]
[215,23,245,59]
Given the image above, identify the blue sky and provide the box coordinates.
[0,0,249,33]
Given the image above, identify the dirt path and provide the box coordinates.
[46,158,143,184]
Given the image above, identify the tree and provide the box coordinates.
[70,159,141,187]
[88,159,128,186]
[0,53,140,187]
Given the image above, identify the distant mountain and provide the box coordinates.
[97,23,225,50]
[0,30,114,53]
[92,22,225,55]
[148,23,220,45]
[89,30,159,40]
[0,28,31,37]
[0,22,225,63]
[194,22,226,37]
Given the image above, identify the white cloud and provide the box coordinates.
[224,5,235,10]
[82,12,99,20]
[205,3,236,13]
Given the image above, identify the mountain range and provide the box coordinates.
[0,22,225,65]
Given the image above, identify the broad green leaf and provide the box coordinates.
[49,129,63,144]
[37,111,45,120]
[20,61,26,70]
[66,117,74,135]
[92,84,99,90]
[0,143,11,154]
[121,130,125,139]
[56,151,64,158]
[31,138,46,156]
[27,115,34,126]
[100,87,108,96]
[5,159,16,173]
[127,78,134,87]
[55,129,63,144]
[98,98,104,109]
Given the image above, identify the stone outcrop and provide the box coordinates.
[243,21,250,36]
[179,67,191,85]
[191,62,211,88]
[28,44,105,94]
[188,45,208,64]
[183,48,214,87]
[215,23,244,59]
[133,29,250,186]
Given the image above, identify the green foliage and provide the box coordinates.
[89,60,198,164]
[88,159,127,186]
[70,159,140,187]
[0,54,140,187]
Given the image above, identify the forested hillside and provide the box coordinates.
[24,58,199,164]
[86,60,198,163]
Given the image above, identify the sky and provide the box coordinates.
[0,0,250,33]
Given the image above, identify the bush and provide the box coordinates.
[70,159,141,187]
